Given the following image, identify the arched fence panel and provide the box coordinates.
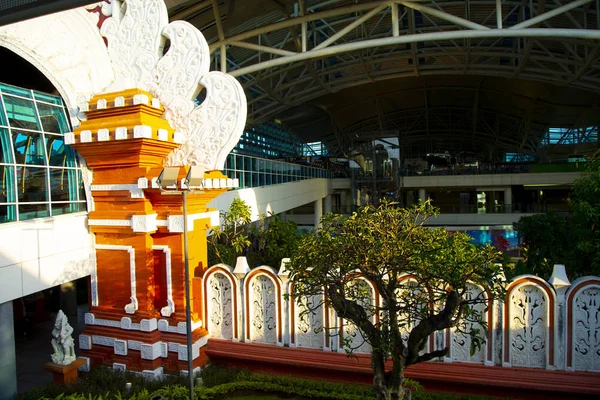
[291,289,326,350]
[204,265,237,341]
[503,276,556,369]
[245,266,283,345]
[566,277,600,372]
[202,258,599,375]
[449,283,491,364]
[338,277,376,354]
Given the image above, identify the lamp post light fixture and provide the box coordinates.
[156,166,239,400]
[156,165,205,400]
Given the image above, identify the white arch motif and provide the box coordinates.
[204,264,237,341]
[503,275,556,369]
[0,7,114,127]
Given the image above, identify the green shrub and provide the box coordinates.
[20,364,506,400]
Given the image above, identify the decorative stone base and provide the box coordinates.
[44,358,86,385]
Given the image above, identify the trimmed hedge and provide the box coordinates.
[21,364,507,400]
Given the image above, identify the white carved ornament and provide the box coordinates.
[451,283,486,363]
[396,279,428,357]
[207,272,234,340]
[100,0,247,170]
[249,275,278,344]
[572,287,600,371]
[342,279,373,354]
[295,293,325,349]
[509,285,547,368]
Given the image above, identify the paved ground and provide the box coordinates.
[16,305,88,394]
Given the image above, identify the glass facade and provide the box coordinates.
[234,122,301,158]
[351,138,401,206]
[223,153,330,189]
[0,83,86,223]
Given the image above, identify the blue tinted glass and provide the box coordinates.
[37,103,69,133]
[16,166,48,202]
[0,204,17,222]
[19,203,49,219]
[226,155,235,169]
[76,169,85,202]
[0,165,16,202]
[0,128,13,164]
[0,83,32,98]
[12,131,46,165]
[3,95,40,130]
[33,91,62,105]
[46,134,75,167]
[49,168,70,202]
[0,97,7,126]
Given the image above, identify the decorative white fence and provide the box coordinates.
[202,258,600,372]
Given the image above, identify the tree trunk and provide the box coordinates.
[372,351,410,400]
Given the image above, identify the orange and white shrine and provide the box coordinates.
[64,0,247,377]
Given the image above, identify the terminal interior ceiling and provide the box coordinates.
[164,0,600,161]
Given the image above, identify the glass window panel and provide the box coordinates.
[252,173,259,187]
[0,165,16,202]
[51,203,69,216]
[236,155,244,171]
[19,203,49,219]
[70,202,86,213]
[0,204,17,223]
[16,166,48,203]
[0,83,32,98]
[0,128,14,164]
[0,97,7,126]
[226,155,235,170]
[244,171,251,188]
[37,103,69,133]
[3,96,40,130]
[12,131,46,165]
[52,202,85,216]
[46,134,75,167]
[259,174,265,186]
[77,169,86,202]
[49,168,71,202]
[34,91,62,105]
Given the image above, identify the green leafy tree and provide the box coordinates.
[514,212,574,279]
[208,198,252,266]
[570,150,600,275]
[250,213,300,267]
[288,202,503,400]
[515,151,600,278]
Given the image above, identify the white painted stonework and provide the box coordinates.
[0,213,95,304]
[0,7,114,127]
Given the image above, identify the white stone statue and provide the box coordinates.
[51,310,77,365]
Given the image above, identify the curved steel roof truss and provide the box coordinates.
[203,0,599,125]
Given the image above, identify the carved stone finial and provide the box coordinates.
[51,310,77,365]
[99,0,247,170]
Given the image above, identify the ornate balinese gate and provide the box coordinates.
[55,0,247,377]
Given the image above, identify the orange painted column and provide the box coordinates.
[70,89,227,375]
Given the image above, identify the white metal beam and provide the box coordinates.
[398,0,490,30]
[509,0,593,30]
[230,28,600,77]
